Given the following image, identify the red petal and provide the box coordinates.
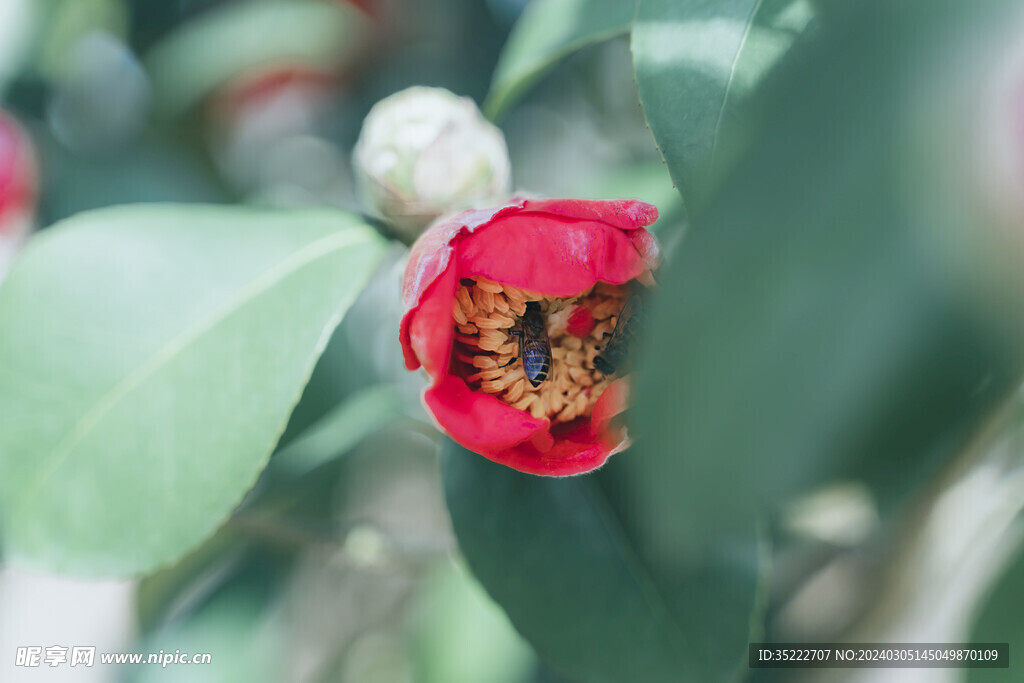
[424,374,550,452]
[628,226,661,273]
[400,197,657,320]
[519,198,659,230]
[400,263,456,375]
[591,377,630,437]
[456,214,649,296]
[400,199,533,370]
[489,420,623,476]
[424,376,626,476]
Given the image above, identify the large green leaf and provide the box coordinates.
[485,0,636,120]
[136,385,405,632]
[443,441,761,683]
[629,1,1024,554]
[632,0,815,214]
[0,205,386,576]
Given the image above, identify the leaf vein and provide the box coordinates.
[710,0,764,169]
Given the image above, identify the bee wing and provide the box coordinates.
[615,294,643,332]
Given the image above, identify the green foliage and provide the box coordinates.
[443,440,761,683]
[0,205,386,576]
[632,0,1024,549]
[485,0,635,120]
[444,2,1024,678]
[2,0,1023,679]
[632,0,815,214]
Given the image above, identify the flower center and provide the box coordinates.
[451,276,627,422]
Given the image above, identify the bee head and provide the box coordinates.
[592,355,614,376]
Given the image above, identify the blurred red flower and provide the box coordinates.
[400,197,659,476]
[0,111,37,278]
[0,111,36,231]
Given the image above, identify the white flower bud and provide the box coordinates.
[353,86,511,237]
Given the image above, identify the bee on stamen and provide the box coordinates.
[593,294,643,376]
[500,301,552,387]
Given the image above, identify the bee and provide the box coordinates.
[500,301,552,387]
[593,294,643,376]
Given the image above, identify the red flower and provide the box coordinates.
[0,111,36,231]
[399,197,659,476]
[0,111,37,278]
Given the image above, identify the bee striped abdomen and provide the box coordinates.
[522,340,551,387]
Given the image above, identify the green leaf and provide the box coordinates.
[443,441,761,683]
[0,205,387,576]
[629,1,1024,551]
[276,247,429,447]
[136,388,406,633]
[485,0,636,120]
[632,0,815,213]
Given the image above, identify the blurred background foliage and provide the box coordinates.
[0,0,1023,682]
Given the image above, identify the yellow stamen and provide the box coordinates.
[475,278,505,294]
[473,287,494,313]
[451,276,628,424]
[453,300,468,325]
[469,314,514,329]
[456,287,475,315]
[505,378,526,402]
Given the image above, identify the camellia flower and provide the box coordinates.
[400,197,659,476]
